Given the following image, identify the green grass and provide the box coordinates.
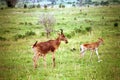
[0,5,120,80]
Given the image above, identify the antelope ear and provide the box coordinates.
[58,33,61,36]
[98,38,103,40]
[98,38,101,40]
[60,29,63,34]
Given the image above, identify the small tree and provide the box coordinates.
[39,13,56,38]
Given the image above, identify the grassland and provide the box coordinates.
[0,5,120,80]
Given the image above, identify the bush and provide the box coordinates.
[14,34,25,40]
[0,36,6,41]
[74,27,82,33]
[29,4,35,8]
[59,3,65,8]
[44,5,47,9]
[32,5,35,8]
[72,3,76,7]
[74,17,77,20]
[28,22,32,25]
[59,3,62,8]
[41,32,45,36]
[39,13,56,38]
[102,16,104,19]
[0,7,4,10]
[100,1,109,6]
[74,26,87,34]
[24,4,27,8]
[114,22,118,27]
[14,31,35,40]
[66,34,72,39]
[85,27,92,32]
[62,4,65,8]
[25,31,35,37]
[37,4,41,8]
[65,31,75,39]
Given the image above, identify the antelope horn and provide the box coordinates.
[60,29,63,34]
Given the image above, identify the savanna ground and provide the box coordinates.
[0,5,120,80]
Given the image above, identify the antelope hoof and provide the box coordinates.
[98,60,102,62]
[34,65,37,68]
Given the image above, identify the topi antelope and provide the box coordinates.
[80,38,104,62]
[32,29,68,68]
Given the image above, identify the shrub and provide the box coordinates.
[59,3,65,8]
[62,18,65,20]
[25,31,35,37]
[65,31,75,39]
[114,22,118,27]
[74,17,77,20]
[62,4,65,8]
[38,13,56,38]
[14,34,25,40]
[25,22,27,25]
[28,22,32,25]
[100,1,109,6]
[102,16,104,19]
[44,5,47,9]
[72,3,76,7]
[74,27,82,33]
[59,3,62,8]
[19,22,24,25]
[24,4,27,8]
[41,32,45,36]
[85,27,92,32]
[0,36,6,41]
[14,31,35,40]
[0,7,4,10]
[37,4,41,8]
[29,4,35,8]
[32,5,35,8]
[66,33,72,39]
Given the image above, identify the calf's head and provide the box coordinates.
[98,38,104,45]
[58,29,68,44]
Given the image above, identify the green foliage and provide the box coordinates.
[41,32,45,36]
[0,36,6,41]
[24,4,27,8]
[59,3,65,8]
[114,22,118,27]
[44,5,47,9]
[85,27,92,32]
[25,31,35,36]
[100,1,109,6]
[14,31,35,40]
[14,34,25,40]
[74,26,87,34]
[65,31,75,39]
[37,4,41,8]
[74,27,82,33]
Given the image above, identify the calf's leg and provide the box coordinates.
[52,52,55,67]
[33,53,40,68]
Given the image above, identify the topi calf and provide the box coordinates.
[80,38,104,62]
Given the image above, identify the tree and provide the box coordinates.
[49,0,56,5]
[39,13,56,38]
[5,0,18,7]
